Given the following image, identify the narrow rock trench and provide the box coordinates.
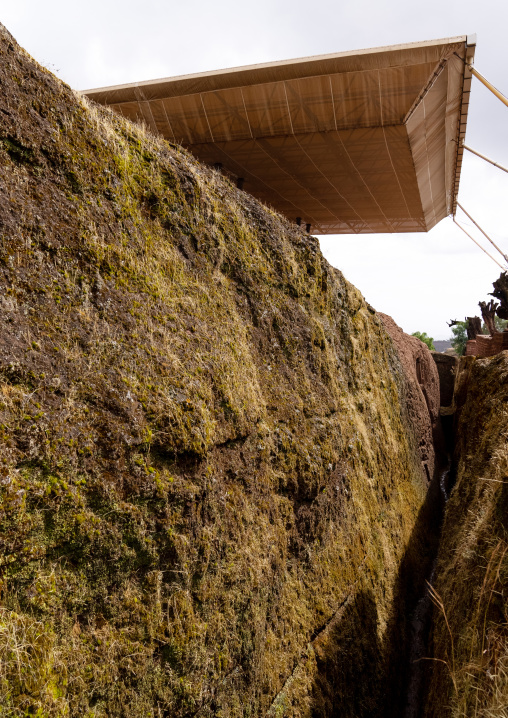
[364,321,454,718]
[395,356,458,718]
[402,464,450,718]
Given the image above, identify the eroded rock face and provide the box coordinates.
[0,23,433,718]
[431,352,459,408]
[423,352,508,718]
[379,314,444,481]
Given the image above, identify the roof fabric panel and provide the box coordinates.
[84,37,467,103]
[377,63,437,122]
[284,75,336,133]
[330,70,382,129]
[406,53,465,230]
[161,95,212,144]
[190,126,424,233]
[84,37,474,234]
[200,88,252,141]
[240,83,293,137]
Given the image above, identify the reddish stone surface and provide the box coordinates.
[465,340,477,356]
[467,332,508,358]
[431,352,459,407]
[379,313,444,481]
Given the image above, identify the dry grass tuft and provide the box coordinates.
[0,23,434,717]
[424,355,508,718]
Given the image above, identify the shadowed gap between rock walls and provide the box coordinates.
[306,426,453,716]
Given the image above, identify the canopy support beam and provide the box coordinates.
[456,201,508,264]
[454,52,508,108]
[453,217,505,270]
[468,65,508,108]
[462,143,508,174]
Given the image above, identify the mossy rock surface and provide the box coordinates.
[424,353,508,718]
[0,23,432,717]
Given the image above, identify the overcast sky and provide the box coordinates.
[2,0,508,339]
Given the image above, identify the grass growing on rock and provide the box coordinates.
[0,24,431,717]
[424,353,508,718]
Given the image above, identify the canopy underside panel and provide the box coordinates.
[406,53,466,230]
[86,36,474,234]
[111,61,440,142]
[188,127,425,234]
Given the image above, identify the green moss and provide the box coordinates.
[0,24,429,718]
[424,354,508,718]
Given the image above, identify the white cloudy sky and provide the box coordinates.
[2,0,508,338]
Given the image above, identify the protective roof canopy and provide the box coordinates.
[85,36,475,234]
